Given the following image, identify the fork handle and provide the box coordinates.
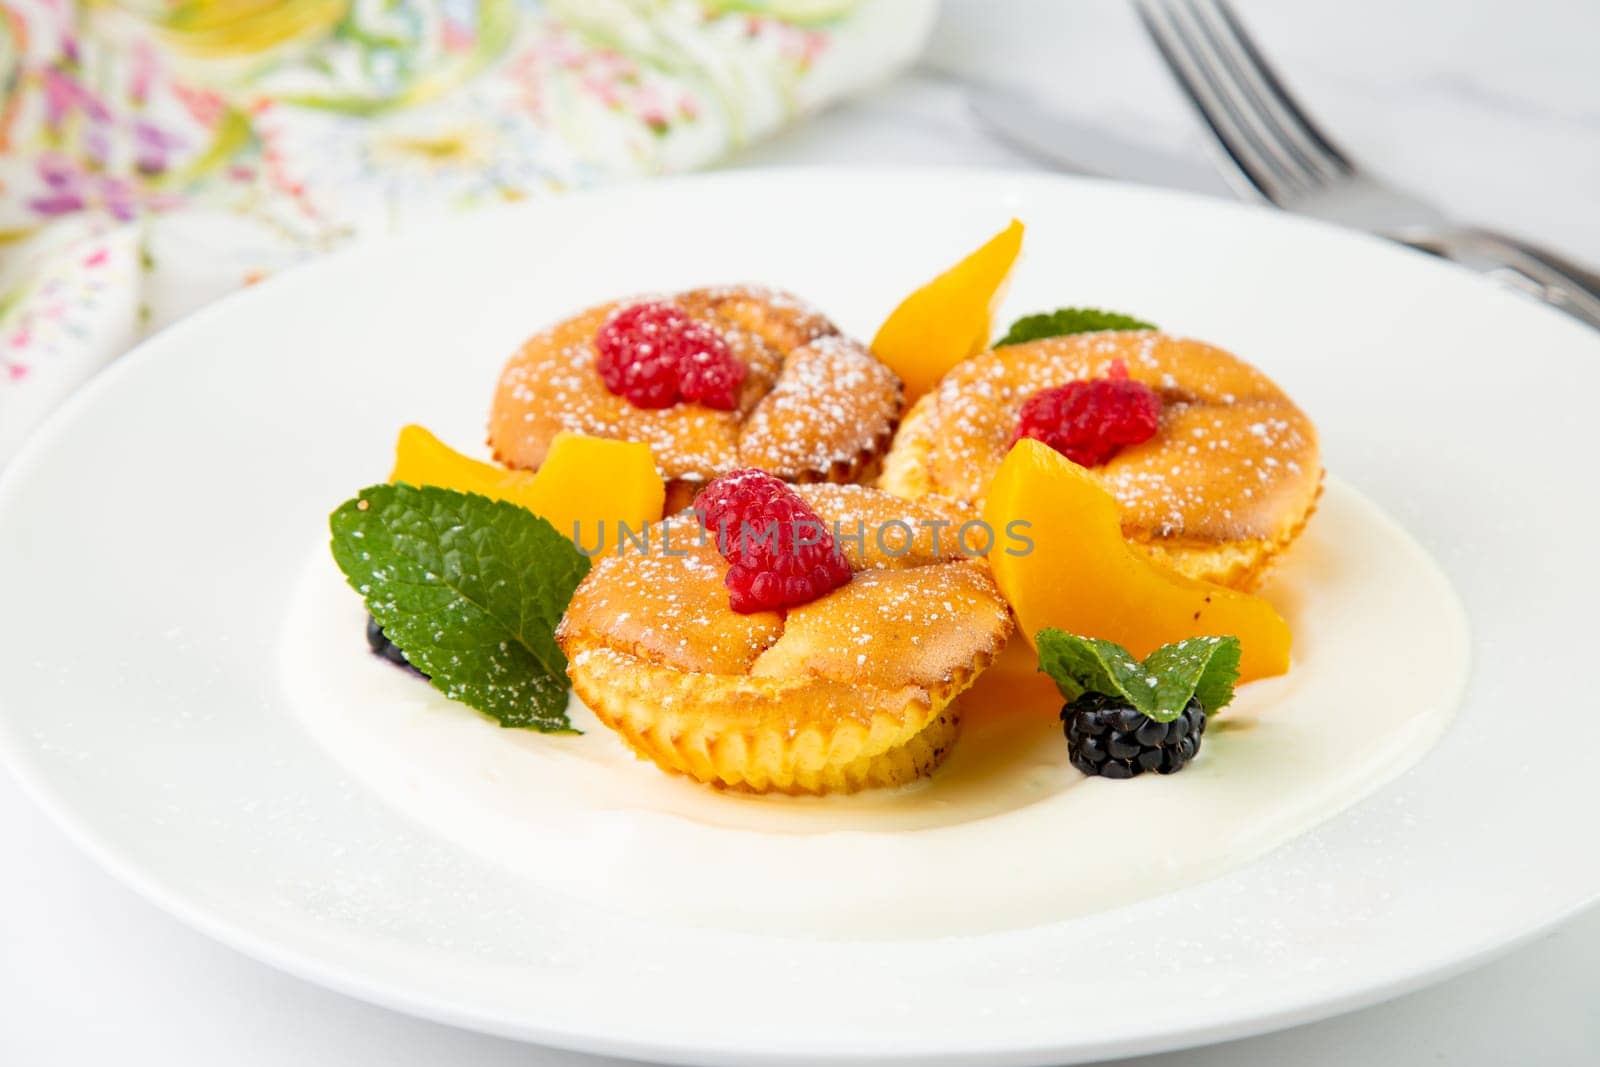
[1405,228,1600,332]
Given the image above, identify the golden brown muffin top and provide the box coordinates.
[558,483,1012,691]
[881,331,1322,547]
[489,286,901,487]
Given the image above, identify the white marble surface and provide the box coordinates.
[4,1,1599,1064]
[745,0,1600,260]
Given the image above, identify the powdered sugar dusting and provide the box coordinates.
[489,286,898,485]
[739,333,901,479]
[893,332,1321,544]
[558,486,1008,690]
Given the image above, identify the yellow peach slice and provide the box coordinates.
[521,431,666,547]
[391,424,543,506]
[871,219,1024,401]
[982,439,1291,683]
[390,425,664,546]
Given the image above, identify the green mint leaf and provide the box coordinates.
[1035,630,1243,723]
[1035,629,1158,715]
[329,484,591,732]
[1140,636,1242,720]
[997,308,1157,347]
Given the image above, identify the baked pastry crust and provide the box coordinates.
[881,331,1323,588]
[489,286,901,508]
[556,484,1013,794]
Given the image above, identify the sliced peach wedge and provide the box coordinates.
[871,219,1024,401]
[982,439,1291,684]
[390,424,540,506]
[389,425,665,548]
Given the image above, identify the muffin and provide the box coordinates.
[881,331,1322,589]
[556,476,1012,795]
[490,286,902,512]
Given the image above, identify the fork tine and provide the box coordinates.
[1135,1,1296,202]
[1180,0,1345,188]
[1203,0,1354,175]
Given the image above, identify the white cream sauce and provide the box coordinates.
[281,479,1468,938]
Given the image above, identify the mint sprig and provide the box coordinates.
[997,308,1157,347]
[1036,630,1241,723]
[330,484,590,732]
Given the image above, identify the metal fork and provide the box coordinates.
[1136,0,1600,330]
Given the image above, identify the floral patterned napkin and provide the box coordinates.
[0,0,932,461]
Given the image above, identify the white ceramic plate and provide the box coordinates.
[1,169,1597,1065]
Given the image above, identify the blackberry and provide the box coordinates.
[365,614,427,677]
[1062,691,1206,779]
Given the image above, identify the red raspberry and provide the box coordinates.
[694,469,852,614]
[1011,359,1162,466]
[594,302,745,411]
[679,346,745,409]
